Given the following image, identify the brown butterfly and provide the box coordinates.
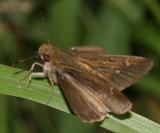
[27,44,153,123]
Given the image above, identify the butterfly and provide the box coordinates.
[27,44,153,123]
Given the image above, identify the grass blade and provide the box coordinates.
[0,64,160,133]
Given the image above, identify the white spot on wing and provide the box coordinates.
[126,58,130,66]
[115,70,120,74]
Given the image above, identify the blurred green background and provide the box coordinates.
[0,0,160,133]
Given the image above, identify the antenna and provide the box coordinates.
[12,54,38,66]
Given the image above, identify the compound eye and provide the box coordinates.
[43,54,50,62]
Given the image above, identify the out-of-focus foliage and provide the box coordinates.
[0,0,159,133]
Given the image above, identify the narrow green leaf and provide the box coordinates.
[0,64,160,133]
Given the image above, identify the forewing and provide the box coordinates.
[57,68,132,123]
[73,55,153,91]
[68,46,107,56]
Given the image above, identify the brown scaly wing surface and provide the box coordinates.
[68,47,153,91]
[68,46,107,55]
[57,68,132,123]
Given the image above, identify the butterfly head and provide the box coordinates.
[38,44,56,62]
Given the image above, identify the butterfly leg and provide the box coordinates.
[26,62,45,87]
[45,72,57,104]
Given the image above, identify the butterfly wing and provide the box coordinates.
[68,46,107,55]
[57,68,132,123]
[76,55,153,91]
[68,47,153,91]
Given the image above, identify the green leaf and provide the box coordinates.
[0,64,160,133]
